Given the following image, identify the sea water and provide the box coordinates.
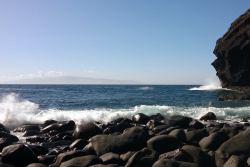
[0,84,249,129]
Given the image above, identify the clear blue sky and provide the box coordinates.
[1,1,249,84]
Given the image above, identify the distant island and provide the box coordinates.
[0,76,141,85]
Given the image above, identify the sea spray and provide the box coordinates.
[0,93,250,129]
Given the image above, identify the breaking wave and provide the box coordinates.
[0,93,250,129]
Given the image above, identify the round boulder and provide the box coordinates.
[73,123,103,140]
[147,135,183,154]
[1,144,39,166]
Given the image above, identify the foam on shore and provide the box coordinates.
[0,93,249,129]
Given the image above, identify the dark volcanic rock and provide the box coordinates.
[147,135,183,154]
[169,115,193,128]
[215,130,250,167]
[90,126,149,156]
[199,131,229,151]
[0,132,19,142]
[54,150,91,167]
[159,148,193,163]
[1,144,39,166]
[99,152,121,165]
[132,113,150,124]
[182,145,216,167]
[0,137,12,151]
[212,9,250,87]
[125,148,159,167]
[73,123,103,140]
[200,112,217,121]
[60,155,103,167]
[152,159,199,167]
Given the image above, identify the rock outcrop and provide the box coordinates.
[212,8,250,88]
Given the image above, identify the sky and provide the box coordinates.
[0,1,250,84]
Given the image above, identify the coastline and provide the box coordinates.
[0,112,249,166]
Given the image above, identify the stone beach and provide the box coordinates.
[0,112,250,167]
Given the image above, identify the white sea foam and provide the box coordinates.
[189,76,225,91]
[137,86,154,90]
[189,85,224,91]
[0,93,250,129]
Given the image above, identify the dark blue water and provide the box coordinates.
[0,84,249,128]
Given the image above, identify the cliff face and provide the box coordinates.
[212,9,250,88]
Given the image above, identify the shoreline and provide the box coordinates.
[0,112,250,166]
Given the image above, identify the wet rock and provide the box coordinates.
[215,130,250,167]
[103,122,133,134]
[120,151,136,163]
[156,126,179,135]
[182,145,216,167]
[168,129,186,143]
[146,120,165,130]
[152,159,199,167]
[220,127,239,138]
[54,150,91,167]
[23,130,44,137]
[42,120,76,133]
[26,136,47,143]
[152,125,170,134]
[132,113,150,124]
[89,165,119,167]
[99,152,121,165]
[26,163,48,167]
[41,120,58,128]
[41,140,73,148]
[0,137,12,151]
[28,145,49,156]
[159,148,193,163]
[14,124,40,132]
[200,112,217,121]
[69,139,89,150]
[0,123,10,133]
[169,115,193,128]
[149,113,165,121]
[1,144,39,166]
[0,132,19,142]
[73,123,103,140]
[222,155,249,167]
[90,126,149,156]
[199,131,229,150]
[147,135,183,154]
[125,148,159,167]
[185,129,208,145]
[189,120,205,129]
[60,155,103,167]
[38,155,57,165]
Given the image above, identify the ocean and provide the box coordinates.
[0,84,249,129]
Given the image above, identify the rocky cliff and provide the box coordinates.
[212,8,250,88]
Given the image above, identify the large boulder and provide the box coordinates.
[199,131,229,150]
[125,148,159,167]
[215,130,250,167]
[90,126,149,156]
[60,155,103,167]
[132,113,150,124]
[169,115,193,128]
[182,145,216,167]
[159,148,193,163]
[152,159,199,167]
[212,9,250,87]
[1,144,39,166]
[54,150,91,167]
[73,123,103,140]
[42,120,76,133]
[147,135,183,154]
